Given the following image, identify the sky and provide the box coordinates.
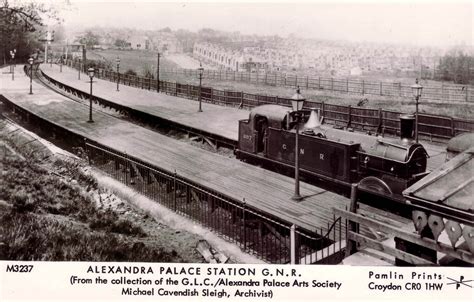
[54,0,473,47]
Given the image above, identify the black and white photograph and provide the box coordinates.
[0,0,472,301]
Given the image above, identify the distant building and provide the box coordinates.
[193,42,267,72]
[128,36,150,50]
[150,32,183,54]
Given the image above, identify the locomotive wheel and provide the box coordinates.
[358,176,393,196]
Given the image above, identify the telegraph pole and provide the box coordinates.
[39,31,54,64]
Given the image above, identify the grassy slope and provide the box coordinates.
[0,124,201,262]
[89,49,178,76]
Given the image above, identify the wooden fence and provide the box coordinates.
[161,68,474,103]
[66,60,474,141]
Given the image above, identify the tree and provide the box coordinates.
[159,27,172,33]
[75,31,100,49]
[0,0,60,63]
[114,39,129,49]
[436,49,474,84]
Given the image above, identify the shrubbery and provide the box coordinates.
[0,137,162,261]
[0,211,178,262]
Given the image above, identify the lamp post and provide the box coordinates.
[59,55,63,72]
[291,87,305,201]
[411,79,423,143]
[197,64,204,112]
[9,49,16,81]
[116,57,120,91]
[28,58,34,95]
[87,68,95,123]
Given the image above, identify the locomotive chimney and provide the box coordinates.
[304,108,323,129]
[399,114,415,142]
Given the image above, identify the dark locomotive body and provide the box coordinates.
[236,105,429,201]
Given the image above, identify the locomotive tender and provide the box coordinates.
[236,105,429,201]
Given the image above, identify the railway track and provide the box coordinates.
[37,68,238,150]
[1,66,356,264]
[34,68,138,121]
[32,66,419,218]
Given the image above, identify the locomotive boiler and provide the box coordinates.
[236,105,429,201]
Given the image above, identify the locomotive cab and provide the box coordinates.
[238,105,291,155]
[237,105,361,184]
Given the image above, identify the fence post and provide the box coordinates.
[451,118,455,137]
[377,108,383,135]
[318,77,321,89]
[306,76,309,89]
[124,152,129,185]
[239,91,244,109]
[331,78,334,91]
[321,101,325,118]
[242,198,246,251]
[210,88,214,103]
[380,81,383,96]
[295,75,298,88]
[399,82,402,97]
[362,80,365,95]
[346,183,359,257]
[265,72,268,85]
[347,105,352,128]
[466,87,469,102]
[173,170,177,211]
[290,224,300,264]
[284,74,287,86]
[346,78,349,92]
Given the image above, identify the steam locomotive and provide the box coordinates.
[236,105,429,201]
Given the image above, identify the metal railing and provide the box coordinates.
[62,60,474,140]
[85,140,345,264]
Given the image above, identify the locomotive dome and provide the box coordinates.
[447,132,474,154]
[249,105,290,123]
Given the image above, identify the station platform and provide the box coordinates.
[0,66,351,234]
[40,64,247,142]
[39,64,448,171]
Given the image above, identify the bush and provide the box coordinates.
[124,69,137,76]
[88,209,145,237]
[0,212,178,262]
[11,190,36,213]
[110,219,146,237]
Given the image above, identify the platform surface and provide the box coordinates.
[1,66,351,233]
[40,64,448,171]
[40,65,248,142]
